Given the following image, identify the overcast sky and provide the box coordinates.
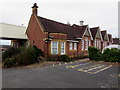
[0,0,119,45]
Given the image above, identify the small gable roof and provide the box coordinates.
[90,27,99,40]
[101,30,107,41]
[37,16,89,40]
[72,24,88,38]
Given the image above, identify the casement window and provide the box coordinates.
[69,42,73,50]
[74,43,77,50]
[89,40,91,46]
[94,39,96,47]
[85,39,88,50]
[97,40,99,48]
[51,41,58,54]
[82,40,84,50]
[61,42,65,55]
[99,41,101,49]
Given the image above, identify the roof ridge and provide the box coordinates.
[37,16,72,27]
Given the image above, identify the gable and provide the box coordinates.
[96,30,101,39]
[84,28,90,36]
[104,34,108,41]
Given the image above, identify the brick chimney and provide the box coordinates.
[32,3,38,16]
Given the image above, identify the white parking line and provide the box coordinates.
[93,65,112,74]
[66,62,91,68]
[78,65,112,74]
[84,65,105,72]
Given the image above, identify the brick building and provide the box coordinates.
[26,3,115,57]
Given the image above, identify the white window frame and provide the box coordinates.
[85,38,88,50]
[82,40,84,50]
[51,41,58,54]
[89,40,91,46]
[94,39,96,47]
[74,43,77,50]
[99,40,101,49]
[69,42,73,50]
[61,42,65,55]
[97,40,99,48]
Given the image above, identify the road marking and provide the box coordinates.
[78,65,112,74]
[66,62,91,69]
[78,64,101,71]
[84,65,105,72]
[92,65,112,74]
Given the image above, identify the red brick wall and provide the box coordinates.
[26,15,46,53]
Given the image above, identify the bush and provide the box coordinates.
[102,48,120,62]
[2,47,20,60]
[88,47,101,61]
[16,46,43,65]
[33,46,44,57]
[88,47,120,62]
[59,55,71,62]
[3,45,45,67]
[4,58,16,68]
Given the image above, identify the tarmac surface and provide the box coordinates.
[2,60,120,88]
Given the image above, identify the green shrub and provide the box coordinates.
[2,47,20,60]
[102,48,120,62]
[33,46,44,57]
[4,58,16,68]
[17,46,42,65]
[88,47,101,61]
[88,47,120,63]
[59,55,71,62]
[3,45,45,67]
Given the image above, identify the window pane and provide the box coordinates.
[74,43,77,50]
[61,42,65,54]
[70,42,72,50]
[51,41,58,54]
[82,40,84,50]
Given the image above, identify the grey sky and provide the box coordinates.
[0,0,119,45]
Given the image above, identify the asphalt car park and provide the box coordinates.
[2,60,120,88]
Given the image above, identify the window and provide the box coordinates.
[89,40,91,46]
[82,40,84,50]
[51,41,58,54]
[61,42,65,55]
[74,43,77,50]
[69,42,73,50]
[85,39,88,50]
[99,41,101,49]
[94,39,96,47]
[97,40,99,48]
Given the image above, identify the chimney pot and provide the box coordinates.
[79,20,84,26]
[32,3,38,16]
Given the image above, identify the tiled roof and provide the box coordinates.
[101,30,107,40]
[113,38,120,44]
[90,27,99,40]
[37,16,87,40]
[72,24,88,38]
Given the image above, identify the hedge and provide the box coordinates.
[88,47,120,62]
